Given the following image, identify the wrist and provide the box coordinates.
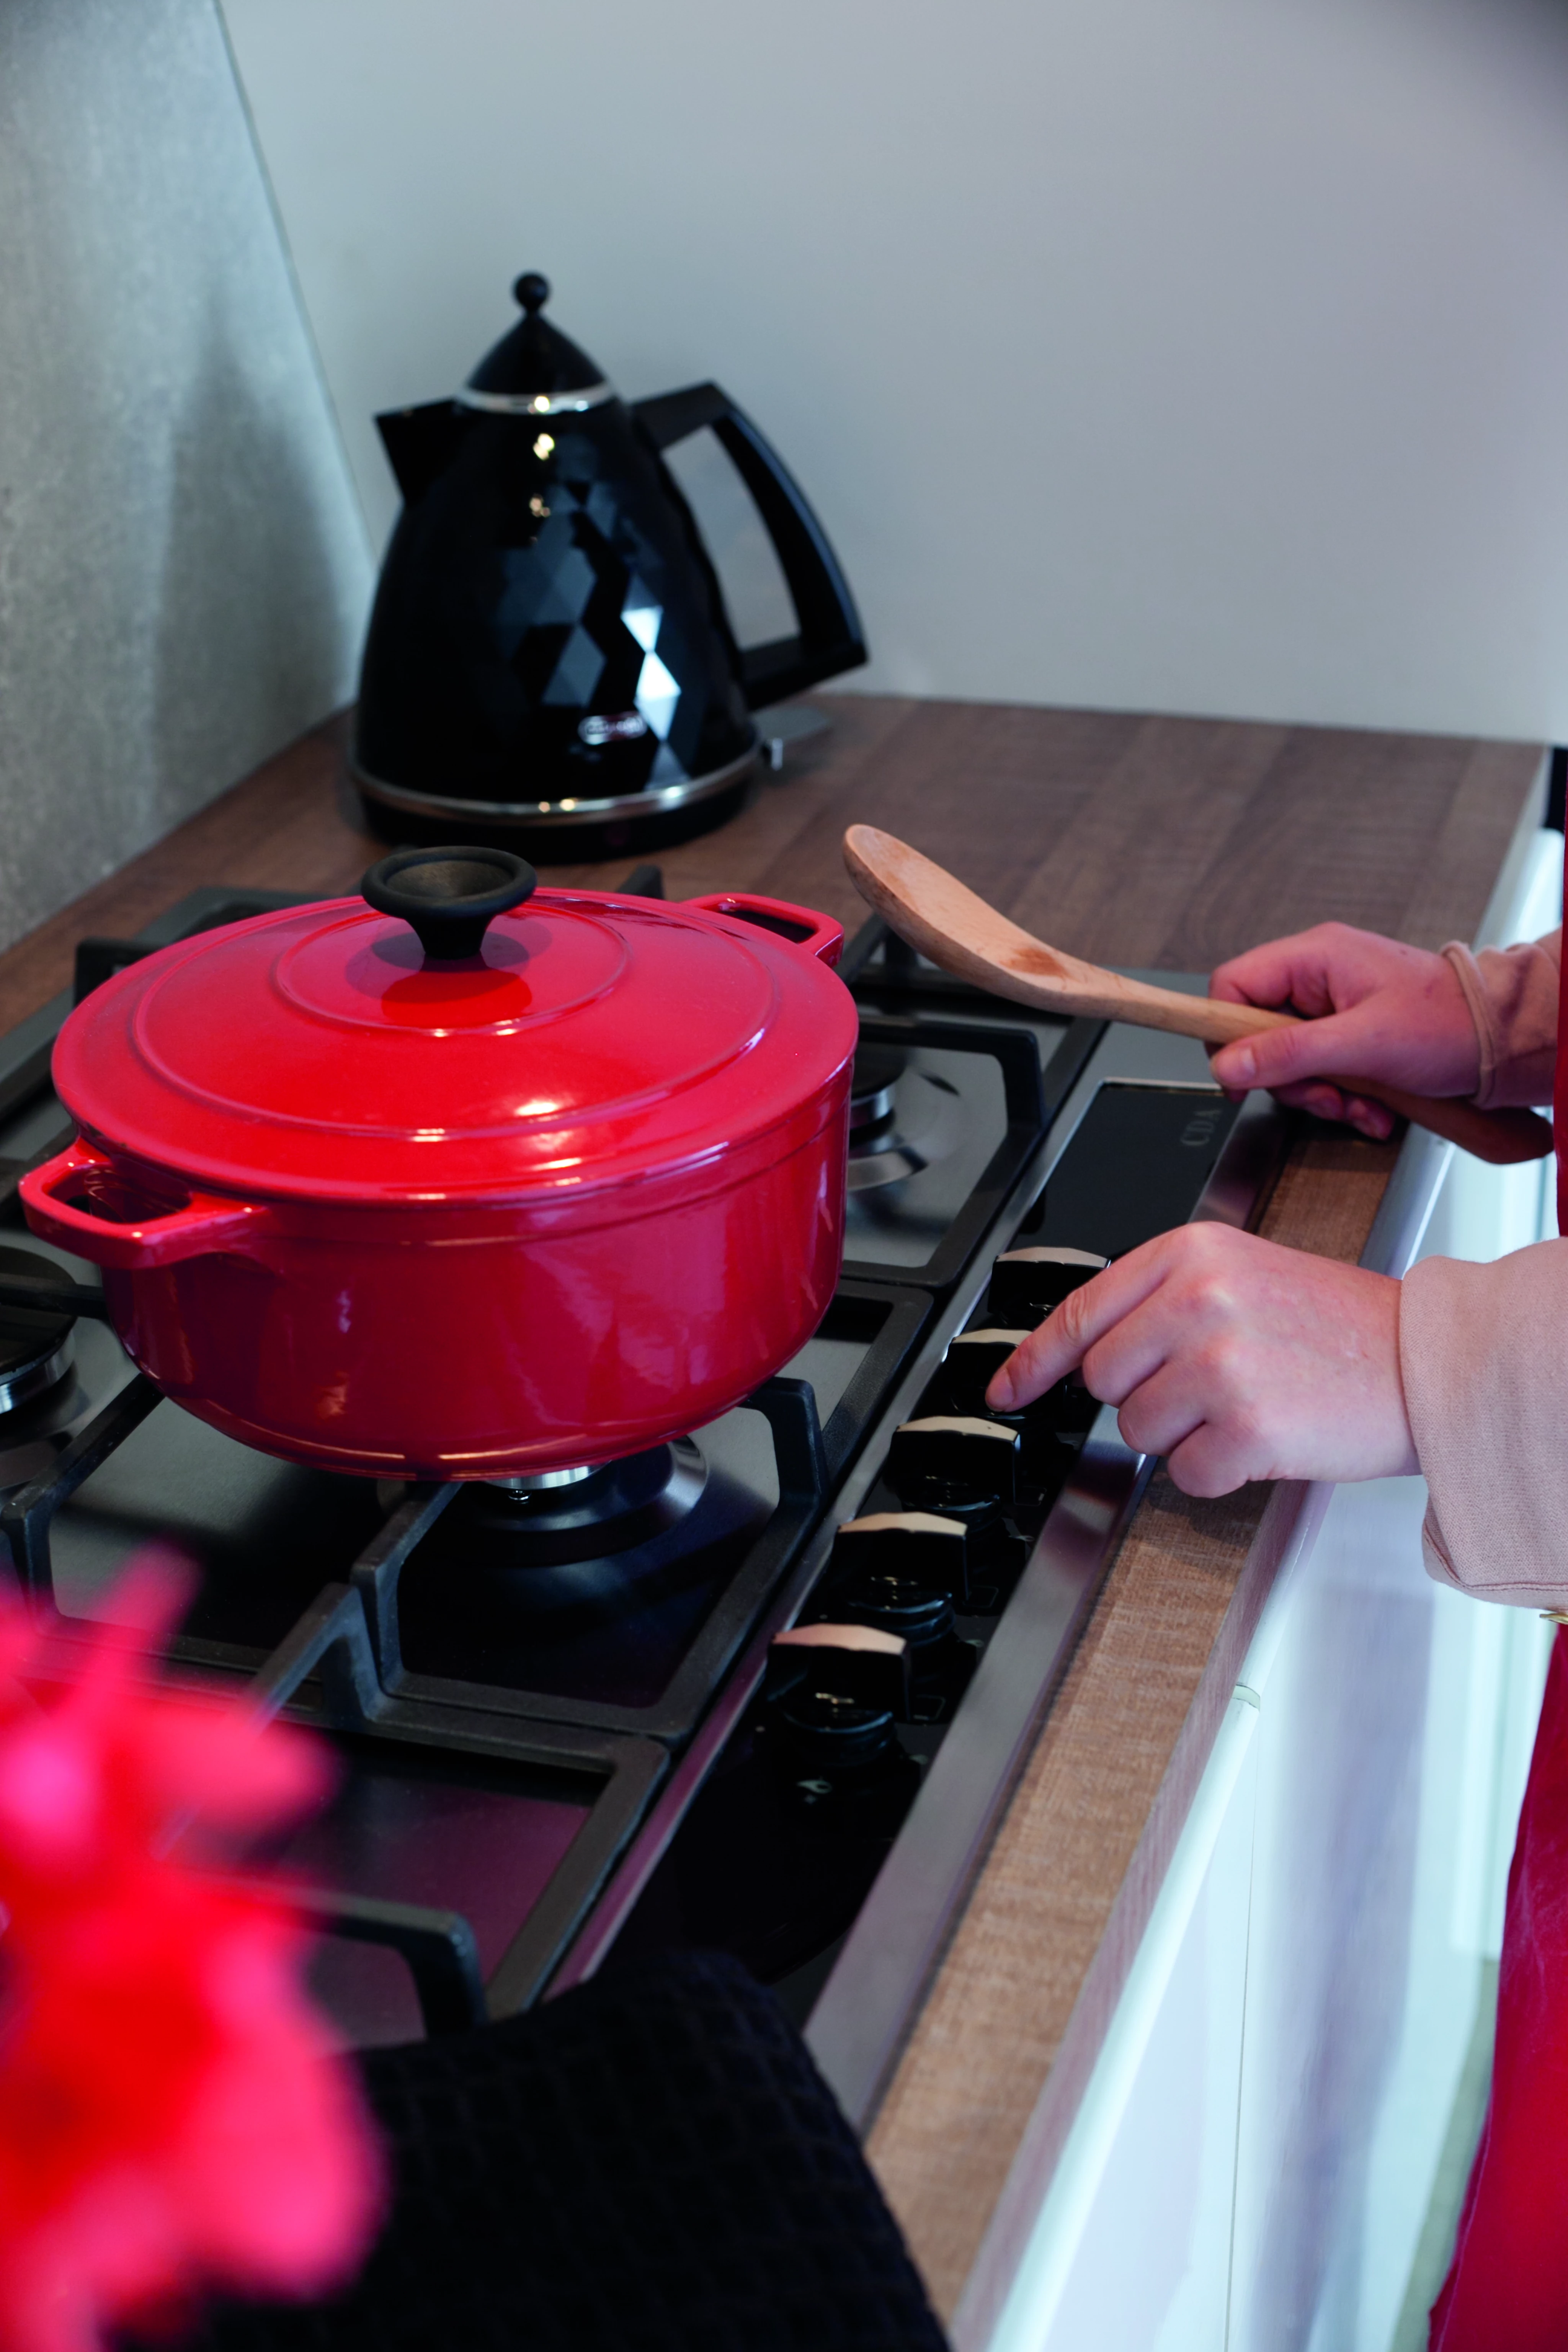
[1439,944,1496,1104]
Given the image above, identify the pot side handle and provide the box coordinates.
[684,893,844,968]
[21,1139,270,1270]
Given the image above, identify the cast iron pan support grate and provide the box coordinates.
[292,1890,488,2040]
[1,1373,164,1601]
[3,1430,493,2039]
[350,1380,827,1715]
[352,1481,462,1694]
[844,1015,1057,1293]
[250,1580,391,1732]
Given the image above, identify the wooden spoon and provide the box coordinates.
[843,825,1552,1168]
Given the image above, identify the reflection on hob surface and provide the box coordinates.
[273,1736,598,2048]
[45,1399,387,1648]
[1021,1082,1239,1261]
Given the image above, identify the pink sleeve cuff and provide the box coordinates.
[1400,1243,1568,1604]
[1442,931,1560,1110]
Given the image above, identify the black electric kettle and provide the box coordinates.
[353,273,867,855]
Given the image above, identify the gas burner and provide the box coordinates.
[0,1246,75,1412]
[0,1246,141,1509]
[848,1045,907,1143]
[468,1443,706,1574]
[489,1463,597,1494]
[391,1440,712,1628]
[845,1044,962,1194]
[385,1427,802,1712]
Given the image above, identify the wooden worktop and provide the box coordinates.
[0,696,1536,1025]
[2,697,1542,2329]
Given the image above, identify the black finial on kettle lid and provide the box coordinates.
[464,270,610,403]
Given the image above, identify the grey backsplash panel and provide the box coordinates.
[0,0,373,955]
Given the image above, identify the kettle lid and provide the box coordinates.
[461,273,613,411]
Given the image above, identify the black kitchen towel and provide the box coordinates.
[156,1949,951,2352]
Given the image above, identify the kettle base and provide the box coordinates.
[354,747,759,862]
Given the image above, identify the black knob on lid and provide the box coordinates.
[361,846,537,963]
[513,271,550,312]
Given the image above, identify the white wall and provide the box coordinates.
[0,0,372,955]
[220,0,1568,742]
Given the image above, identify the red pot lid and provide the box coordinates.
[51,852,858,1205]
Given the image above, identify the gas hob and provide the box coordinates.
[0,877,1288,2127]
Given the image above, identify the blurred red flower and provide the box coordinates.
[0,1556,384,2352]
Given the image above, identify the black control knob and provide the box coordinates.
[775,1687,899,1771]
[1018,1420,1077,1494]
[987,1245,1107,1327]
[764,1629,921,1813]
[931,1333,1093,1470]
[1038,1371,1101,1436]
[833,1569,952,1649]
[921,1329,1031,1419]
[826,1571,978,1717]
[361,846,537,962]
[830,1510,970,1605]
[887,1416,1020,1510]
[769,1624,910,1719]
[767,1681,922,1830]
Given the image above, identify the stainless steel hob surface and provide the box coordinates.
[0,883,1287,2110]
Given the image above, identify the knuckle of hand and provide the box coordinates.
[1175,1222,1237,1288]
[1195,1327,1251,1396]
[1054,1285,1093,1352]
[1166,1457,1204,1498]
[1116,1399,1150,1450]
[1171,1426,1253,1498]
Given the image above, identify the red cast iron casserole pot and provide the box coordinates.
[21,848,857,1479]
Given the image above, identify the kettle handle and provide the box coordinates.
[632,382,867,709]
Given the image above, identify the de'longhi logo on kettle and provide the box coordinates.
[579,712,649,748]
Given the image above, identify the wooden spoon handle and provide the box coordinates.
[843,824,1553,1168]
[1347,1085,1550,1166]
[1145,991,1553,1163]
